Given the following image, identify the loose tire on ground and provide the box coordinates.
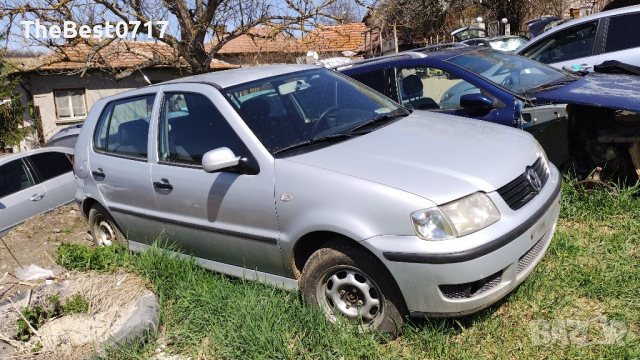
[88,203,127,248]
[300,240,406,337]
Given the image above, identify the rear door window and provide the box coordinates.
[0,160,34,199]
[605,12,640,53]
[93,95,155,158]
[28,152,72,181]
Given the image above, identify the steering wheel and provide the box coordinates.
[312,106,341,135]
[501,75,515,88]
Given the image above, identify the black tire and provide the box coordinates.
[300,241,406,337]
[88,203,127,248]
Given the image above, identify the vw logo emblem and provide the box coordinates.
[526,167,542,192]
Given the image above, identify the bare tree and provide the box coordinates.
[322,0,364,24]
[0,0,342,78]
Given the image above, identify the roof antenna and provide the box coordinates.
[139,69,152,85]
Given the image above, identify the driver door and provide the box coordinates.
[149,84,284,276]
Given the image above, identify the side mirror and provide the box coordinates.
[202,147,241,173]
[460,93,494,109]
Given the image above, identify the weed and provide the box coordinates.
[14,293,90,342]
[63,293,89,315]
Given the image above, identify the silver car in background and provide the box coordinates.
[516,5,640,70]
[0,147,76,236]
[74,65,561,335]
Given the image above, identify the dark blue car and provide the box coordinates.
[337,47,640,177]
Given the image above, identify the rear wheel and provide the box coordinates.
[88,204,126,248]
[300,241,406,337]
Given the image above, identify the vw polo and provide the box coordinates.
[73,65,561,335]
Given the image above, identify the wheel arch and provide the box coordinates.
[291,231,407,313]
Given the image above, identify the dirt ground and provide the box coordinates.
[0,205,92,302]
[0,206,158,359]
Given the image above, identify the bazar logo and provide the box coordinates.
[21,20,169,39]
[529,317,630,347]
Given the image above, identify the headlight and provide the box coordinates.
[535,141,549,165]
[411,208,456,240]
[411,193,500,240]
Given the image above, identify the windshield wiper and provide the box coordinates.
[273,111,410,155]
[521,77,577,95]
[272,133,357,155]
[348,112,410,133]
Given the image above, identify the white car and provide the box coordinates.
[516,5,640,70]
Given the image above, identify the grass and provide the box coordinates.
[58,178,640,359]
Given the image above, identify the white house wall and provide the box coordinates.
[23,69,176,142]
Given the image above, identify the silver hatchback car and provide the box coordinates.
[74,65,561,335]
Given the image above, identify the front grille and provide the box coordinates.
[517,227,553,275]
[439,270,502,299]
[497,157,549,210]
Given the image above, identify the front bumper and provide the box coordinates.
[361,166,562,316]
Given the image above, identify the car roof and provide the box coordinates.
[0,147,73,165]
[532,4,640,39]
[162,64,320,89]
[336,46,477,72]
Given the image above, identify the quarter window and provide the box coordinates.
[605,13,640,53]
[54,89,87,120]
[396,67,481,110]
[93,95,155,158]
[28,152,72,181]
[0,160,34,199]
[159,92,246,166]
[522,22,597,64]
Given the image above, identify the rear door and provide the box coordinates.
[597,11,640,68]
[0,159,52,235]
[150,84,283,276]
[26,151,75,208]
[89,94,167,244]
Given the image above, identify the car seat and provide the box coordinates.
[401,75,439,110]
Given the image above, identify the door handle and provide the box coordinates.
[92,168,106,180]
[30,193,45,201]
[153,180,173,191]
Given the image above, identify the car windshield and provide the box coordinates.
[223,69,407,155]
[488,37,528,51]
[446,49,570,94]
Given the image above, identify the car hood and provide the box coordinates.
[286,112,540,205]
[533,73,640,112]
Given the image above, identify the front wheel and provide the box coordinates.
[300,241,406,337]
[88,203,126,248]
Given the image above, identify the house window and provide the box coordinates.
[54,89,87,120]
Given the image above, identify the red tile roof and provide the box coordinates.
[34,41,237,71]
[209,27,304,54]
[302,23,374,53]
[210,23,374,55]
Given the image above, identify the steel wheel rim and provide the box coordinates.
[93,214,115,246]
[315,266,385,329]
